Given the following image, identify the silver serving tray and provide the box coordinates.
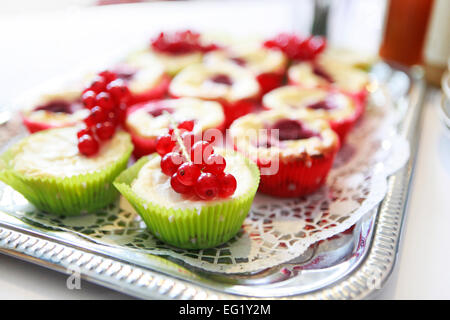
[0,63,426,299]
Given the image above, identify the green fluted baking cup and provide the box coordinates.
[113,153,260,249]
[0,131,133,216]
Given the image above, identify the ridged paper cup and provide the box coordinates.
[0,132,133,216]
[114,153,260,249]
[256,153,337,198]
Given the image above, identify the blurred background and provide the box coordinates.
[0,0,387,108]
[1,0,447,107]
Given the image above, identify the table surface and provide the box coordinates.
[0,1,449,300]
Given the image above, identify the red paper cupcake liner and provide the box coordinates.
[255,152,337,198]
[220,99,256,128]
[129,74,171,105]
[256,71,285,96]
[332,89,367,142]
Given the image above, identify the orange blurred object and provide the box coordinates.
[379,0,435,66]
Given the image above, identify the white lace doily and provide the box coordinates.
[0,85,409,274]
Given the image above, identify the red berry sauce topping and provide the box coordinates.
[210,74,233,86]
[312,64,334,83]
[155,117,237,200]
[151,30,219,55]
[263,33,326,61]
[230,57,247,67]
[271,119,319,141]
[77,70,131,156]
[34,100,82,114]
[307,99,337,111]
[256,119,319,148]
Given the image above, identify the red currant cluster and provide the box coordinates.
[155,121,237,200]
[77,70,130,156]
[151,30,219,55]
[263,33,326,61]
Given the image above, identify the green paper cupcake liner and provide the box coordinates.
[114,153,260,249]
[0,132,133,216]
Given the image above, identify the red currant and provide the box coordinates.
[155,134,175,156]
[89,106,107,124]
[190,141,213,166]
[204,154,226,175]
[89,75,107,93]
[194,173,219,200]
[95,121,115,141]
[81,90,96,109]
[78,134,99,156]
[77,127,93,139]
[180,131,195,150]
[170,173,192,194]
[107,79,130,103]
[95,92,114,111]
[98,70,117,83]
[160,152,184,176]
[176,162,201,186]
[218,173,237,198]
[177,120,195,131]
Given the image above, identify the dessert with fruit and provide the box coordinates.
[114,121,260,249]
[229,110,339,198]
[1,70,135,216]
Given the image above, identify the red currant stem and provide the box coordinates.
[163,110,191,162]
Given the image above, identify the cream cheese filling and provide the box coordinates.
[169,63,259,102]
[126,98,224,138]
[131,149,254,209]
[263,86,356,122]
[12,127,131,178]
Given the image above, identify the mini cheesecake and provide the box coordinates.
[229,110,339,198]
[203,43,287,95]
[125,98,225,158]
[287,54,370,106]
[0,126,132,215]
[169,63,260,127]
[113,56,170,105]
[263,86,362,143]
[21,85,89,133]
[114,148,260,249]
